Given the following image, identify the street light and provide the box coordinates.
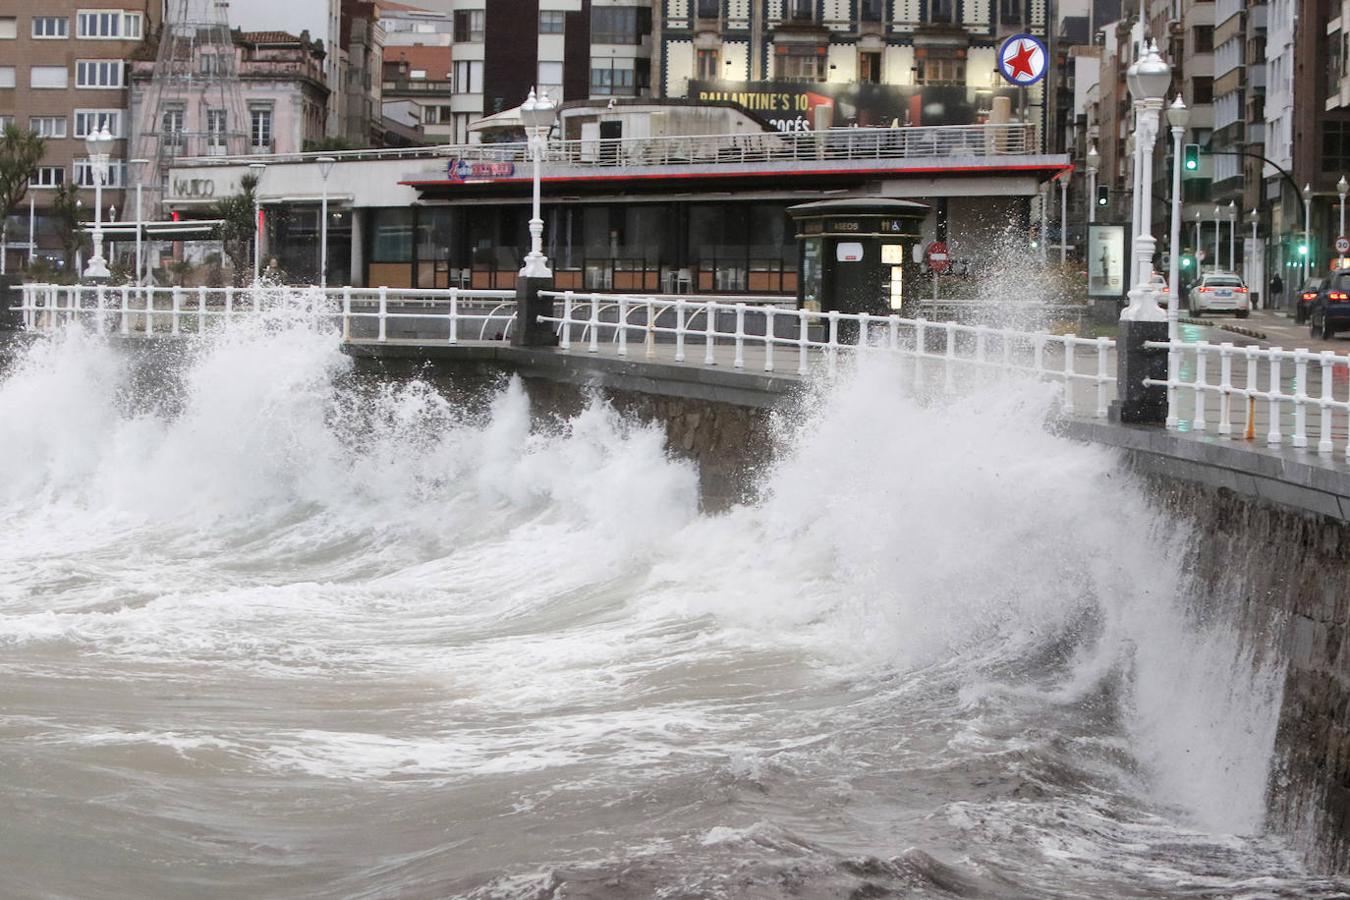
[129,158,149,285]
[1249,208,1259,304]
[1212,204,1221,272]
[1086,143,1100,225]
[1228,201,1236,274]
[1121,40,1171,320]
[248,162,266,284]
[316,156,336,287]
[1303,182,1313,285]
[82,125,115,279]
[518,87,557,279]
[1338,174,1348,269]
[1165,96,1188,327]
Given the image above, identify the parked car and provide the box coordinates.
[1187,272,1251,318]
[1294,277,1325,324]
[1310,272,1350,339]
[1146,272,1169,295]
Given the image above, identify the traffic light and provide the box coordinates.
[1180,254,1193,270]
[1096,185,1109,207]
[1183,144,1200,171]
[1298,242,1310,257]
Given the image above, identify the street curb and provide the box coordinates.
[1177,316,1268,341]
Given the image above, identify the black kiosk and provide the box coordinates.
[787,199,929,317]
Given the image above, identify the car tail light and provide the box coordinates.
[1303,292,1318,300]
[1331,291,1349,301]
[1234,287,1248,293]
[1197,287,1211,293]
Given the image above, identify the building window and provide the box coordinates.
[77,10,123,38]
[75,60,123,88]
[31,66,69,89]
[859,51,881,83]
[207,109,227,148]
[697,0,721,18]
[999,0,1024,23]
[0,116,13,130]
[200,53,223,76]
[916,54,965,85]
[0,67,15,89]
[31,166,64,188]
[1193,25,1214,53]
[74,110,122,138]
[453,59,483,93]
[0,17,15,38]
[538,61,564,89]
[591,60,636,96]
[929,0,954,23]
[453,9,484,42]
[1192,76,1214,104]
[29,116,67,138]
[592,7,650,45]
[775,49,826,82]
[75,158,125,187]
[788,0,814,20]
[250,107,273,149]
[162,108,184,151]
[32,16,68,38]
[1323,121,1350,173]
[860,0,884,21]
[539,10,566,34]
[123,12,141,39]
[697,48,721,80]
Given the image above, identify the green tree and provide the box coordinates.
[212,172,259,285]
[0,125,45,236]
[50,181,88,274]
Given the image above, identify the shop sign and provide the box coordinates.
[448,159,516,182]
[827,219,861,233]
[171,177,216,199]
[1087,224,1127,299]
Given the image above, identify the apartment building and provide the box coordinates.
[0,2,158,266]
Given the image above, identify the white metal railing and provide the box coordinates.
[1147,340,1350,459]
[172,123,1044,170]
[12,283,518,344]
[537,290,1115,417]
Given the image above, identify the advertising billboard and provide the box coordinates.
[1087,224,1127,300]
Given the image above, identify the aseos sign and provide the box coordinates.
[448,158,516,182]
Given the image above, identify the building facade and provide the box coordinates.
[0,1,159,269]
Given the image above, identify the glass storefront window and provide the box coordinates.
[371,209,413,262]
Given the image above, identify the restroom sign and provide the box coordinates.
[998,34,1048,87]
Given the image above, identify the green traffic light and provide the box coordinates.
[1182,143,1201,171]
[1181,257,1193,269]
[1298,244,1309,256]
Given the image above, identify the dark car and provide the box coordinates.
[1295,278,1325,324]
[1310,272,1350,339]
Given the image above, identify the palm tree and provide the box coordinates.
[0,125,46,246]
[213,173,259,285]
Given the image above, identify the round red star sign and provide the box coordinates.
[998,34,1048,86]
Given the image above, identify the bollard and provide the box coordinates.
[377,286,388,342]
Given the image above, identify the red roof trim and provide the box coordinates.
[400,163,1071,188]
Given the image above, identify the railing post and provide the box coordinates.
[1192,344,1208,432]
[1267,347,1283,446]
[377,286,388,342]
[588,293,600,353]
[797,308,809,375]
[448,287,460,344]
[1165,338,1180,430]
[341,286,351,341]
[1319,351,1335,455]
[911,317,923,383]
[1292,350,1309,449]
[674,298,687,363]
[704,300,716,366]
[617,295,629,356]
[197,286,208,333]
[559,290,573,350]
[733,303,745,369]
[1061,336,1075,416]
[827,310,839,375]
[119,285,130,335]
[763,305,775,372]
[94,285,106,334]
[1096,336,1110,419]
[144,286,155,335]
[645,299,655,359]
[171,286,182,336]
[1218,343,1234,436]
[224,287,234,332]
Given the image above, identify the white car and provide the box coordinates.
[1188,272,1251,318]
[1146,272,1170,295]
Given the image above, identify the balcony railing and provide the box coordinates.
[175,123,1045,170]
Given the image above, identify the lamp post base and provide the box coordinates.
[511,275,558,347]
[1110,318,1169,425]
[83,258,111,280]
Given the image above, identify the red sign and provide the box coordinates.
[925,241,951,274]
[448,159,516,182]
[1336,235,1349,254]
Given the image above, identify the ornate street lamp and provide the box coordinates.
[317,156,336,287]
[1121,40,1171,320]
[129,158,149,285]
[1165,96,1188,323]
[1338,174,1348,268]
[518,87,557,279]
[82,125,115,279]
[1303,182,1313,285]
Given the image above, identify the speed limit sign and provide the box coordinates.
[1336,235,1350,254]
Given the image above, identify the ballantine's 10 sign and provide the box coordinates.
[447,159,516,181]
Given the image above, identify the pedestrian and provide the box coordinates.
[1270,273,1284,311]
